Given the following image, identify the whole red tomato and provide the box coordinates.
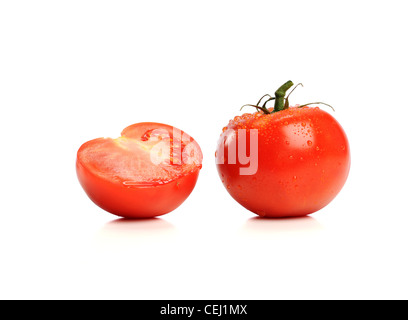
[77,122,202,218]
[215,81,350,218]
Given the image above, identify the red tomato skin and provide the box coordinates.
[216,107,350,218]
[76,151,200,219]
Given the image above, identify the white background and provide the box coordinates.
[1,0,407,300]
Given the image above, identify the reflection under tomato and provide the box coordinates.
[241,216,323,236]
[93,218,176,249]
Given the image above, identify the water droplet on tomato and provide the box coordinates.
[293,175,297,180]
[307,140,313,146]
[341,145,346,151]
[285,141,290,145]
[289,155,294,160]
[227,184,231,189]
[284,121,289,125]
[316,146,320,151]
[301,122,306,127]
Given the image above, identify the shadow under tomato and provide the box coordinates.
[241,215,323,236]
[93,217,177,247]
[105,217,175,230]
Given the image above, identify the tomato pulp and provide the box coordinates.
[77,122,202,218]
[216,81,350,218]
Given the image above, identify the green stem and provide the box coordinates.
[241,80,334,116]
[297,102,335,112]
[240,104,271,114]
[256,94,273,107]
[274,80,294,112]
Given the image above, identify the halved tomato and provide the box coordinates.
[76,122,202,218]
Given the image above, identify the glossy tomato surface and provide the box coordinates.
[216,107,350,218]
[77,122,202,218]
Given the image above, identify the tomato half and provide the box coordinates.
[77,122,202,218]
[215,81,350,218]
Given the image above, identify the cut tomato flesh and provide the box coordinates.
[77,123,202,186]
